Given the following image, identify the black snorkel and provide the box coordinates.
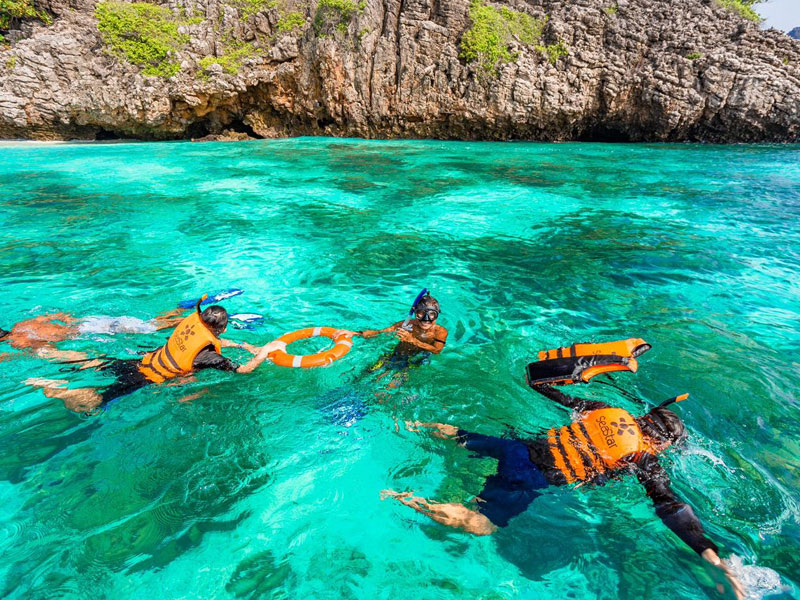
[401,288,429,330]
[641,393,690,442]
[195,294,213,331]
[657,393,689,409]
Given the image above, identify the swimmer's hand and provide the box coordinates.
[701,549,746,600]
[333,329,358,338]
[394,329,414,343]
[261,341,287,356]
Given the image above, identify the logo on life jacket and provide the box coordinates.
[138,312,221,383]
[596,415,617,448]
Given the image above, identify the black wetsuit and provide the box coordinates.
[457,385,718,556]
[98,347,240,406]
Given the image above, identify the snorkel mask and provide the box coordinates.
[402,288,429,329]
[416,309,439,322]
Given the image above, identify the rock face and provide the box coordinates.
[1,0,799,142]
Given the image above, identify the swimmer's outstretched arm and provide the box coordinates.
[635,455,745,600]
[345,321,404,339]
[235,341,285,374]
[219,337,259,354]
[531,384,608,412]
[405,421,461,439]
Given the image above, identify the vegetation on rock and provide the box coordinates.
[717,0,762,22]
[460,0,567,74]
[228,0,277,20]
[314,0,364,35]
[277,10,305,33]
[687,51,702,60]
[95,1,188,77]
[198,39,260,75]
[0,0,51,31]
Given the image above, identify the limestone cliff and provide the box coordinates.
[0,0,798,142]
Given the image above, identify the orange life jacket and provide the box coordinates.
[527,338,651,386]
[546,407,657,484]
[138,312,222,383]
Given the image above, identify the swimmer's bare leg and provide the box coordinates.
[33,346,105,369]
[380,490,496,536]
[42,312,78,324]
[25,378,103,413]
[153,307,190,330]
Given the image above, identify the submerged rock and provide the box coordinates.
[0,0,799,142]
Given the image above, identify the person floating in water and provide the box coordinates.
[337,292,448,386]
[382,382,745,599]
[0,308,189,364]
[25,297,284,414]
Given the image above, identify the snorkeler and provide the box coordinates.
[337,291,448,376]
[382,380,745,599]
[25,297,284,414]
[0,308,189,364]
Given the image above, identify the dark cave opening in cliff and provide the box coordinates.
[576,125,633,143]
[226,118,259,138]
[94,129,122,141]
[185,117,260,140]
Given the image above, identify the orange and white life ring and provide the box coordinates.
[269,327,353,368]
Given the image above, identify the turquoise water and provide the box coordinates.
[0,139,798,599]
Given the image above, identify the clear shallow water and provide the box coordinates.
[0,138,798,599]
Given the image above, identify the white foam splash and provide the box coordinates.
[727,555,788,599]
[682,445,737,473]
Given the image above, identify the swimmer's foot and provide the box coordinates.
[380,489,413,501]
[380,490,425,509]
[25,378,68,389]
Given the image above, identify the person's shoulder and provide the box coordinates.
[435,324,449,335]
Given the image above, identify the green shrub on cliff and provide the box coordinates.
[228,0,277,20]
[717,0,762,22]
[0,0,51,31]
[277,10,305,32]
[314,0,363,35]
[95,1,188,77]
[460,1,567,74]
[198,41,260,75]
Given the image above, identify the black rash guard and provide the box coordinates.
[192,346,240,372]
[527,385,719,556]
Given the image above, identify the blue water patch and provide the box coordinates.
[0,138,797,599]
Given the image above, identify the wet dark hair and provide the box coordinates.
[636,407,686,445]
[201,305,228,335]
[417,295,440,313]
[0,328,9,341]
